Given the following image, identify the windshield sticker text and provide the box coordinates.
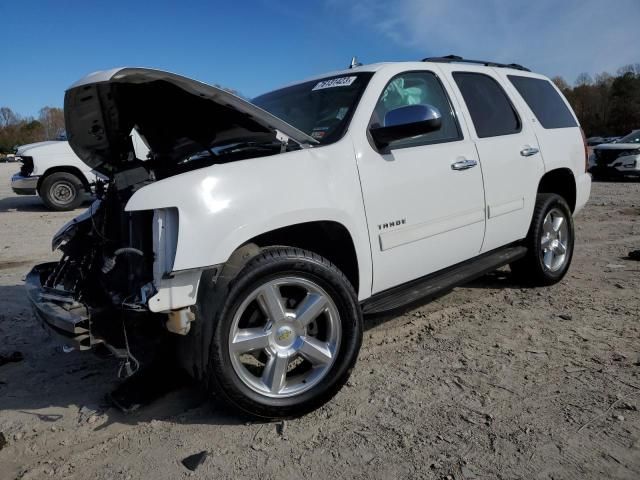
[312,76,357,91]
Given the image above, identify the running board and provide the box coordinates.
[361,245,527,315]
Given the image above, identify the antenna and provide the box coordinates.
[349,56,362,69]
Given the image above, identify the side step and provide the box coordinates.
[361,245,527,315]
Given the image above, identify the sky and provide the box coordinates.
[1,0,639,118]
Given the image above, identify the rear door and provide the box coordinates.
[499,73,584,180]
[439,65,545,252]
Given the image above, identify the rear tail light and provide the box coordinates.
[580,129,588,172]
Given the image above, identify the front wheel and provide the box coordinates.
[205,247,363,418]
[511,193,575,285]
[39,172,85,211]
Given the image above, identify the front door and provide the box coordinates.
[355,69,486,294]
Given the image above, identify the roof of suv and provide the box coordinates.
[268,59,540,94]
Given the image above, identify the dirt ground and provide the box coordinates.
[0,161,638,480]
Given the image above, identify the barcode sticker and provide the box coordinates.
[312,76,357,91]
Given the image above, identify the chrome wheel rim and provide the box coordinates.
[50,181,75,205]
[228,276,341,398]
[540,208,569,272]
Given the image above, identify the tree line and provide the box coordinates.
[552,64,640,137]
[1,66,638,153]
[0,106,65,153]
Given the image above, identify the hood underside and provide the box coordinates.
[64,68,318,174]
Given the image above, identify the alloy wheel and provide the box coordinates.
[228,276,341,398]
[540,208,569,272]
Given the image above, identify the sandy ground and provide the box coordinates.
[0,161,639,480]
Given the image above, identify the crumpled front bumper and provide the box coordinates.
[26,262,100,351]
[11,172,39,195]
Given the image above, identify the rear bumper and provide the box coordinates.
[11,173,39,195]
[25,263,98,351]
[574,172,591,215]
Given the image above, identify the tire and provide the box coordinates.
[204,247,362,418]
[510,193,574,286]
[39,172,85,211]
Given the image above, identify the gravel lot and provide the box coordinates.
[0,162,639,479]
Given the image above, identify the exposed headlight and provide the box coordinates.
[152,208,179,279]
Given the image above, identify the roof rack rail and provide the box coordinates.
[422,54,530,72]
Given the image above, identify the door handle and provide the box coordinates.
[451,159,478,171]
[520,147,539,157]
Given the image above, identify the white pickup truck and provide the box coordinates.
[11,140,97,210]
[26,56,591,418]
[11,134,148,210]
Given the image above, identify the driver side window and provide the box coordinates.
[371,71,462,148]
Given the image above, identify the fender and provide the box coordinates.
[125,139,373,301]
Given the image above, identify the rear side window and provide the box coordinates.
[508,75,577,129]
[453,72,521,138]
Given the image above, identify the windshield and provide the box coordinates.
[253,73,373,145]
[618,130,640,144]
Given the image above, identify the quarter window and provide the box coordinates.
[370,71,462,148]
[508,75,577,129]
[453,72,521,138]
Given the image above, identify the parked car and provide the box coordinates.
[589,129,640,178]
[586,136,605,146]
[26,57,591,418]
[11,134,148,210]
[1,153,20,163]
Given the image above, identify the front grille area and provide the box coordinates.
[19,156,34,176]
[594,149,637,166]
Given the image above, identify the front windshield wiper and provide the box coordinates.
[215,141,285,156]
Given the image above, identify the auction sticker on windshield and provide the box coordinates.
[312,76,357,91]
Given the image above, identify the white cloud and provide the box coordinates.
[332,0,640,83]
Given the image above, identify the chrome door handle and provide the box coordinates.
[520,147,539,157]
[451,159,478,170]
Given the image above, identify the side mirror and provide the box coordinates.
[370,104,442,149]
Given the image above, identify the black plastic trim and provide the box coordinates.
[361,244,527,315]
[423,55,530,72]
[25,263,94,350]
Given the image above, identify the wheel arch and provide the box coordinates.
[37,166,91,193]
[537,168,576,212]
[243,220,360,293]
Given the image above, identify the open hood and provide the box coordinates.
[64,68,318,174]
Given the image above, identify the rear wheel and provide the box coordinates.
[39,172,85,211]
[205,247,362,418]
[510,193,574,285]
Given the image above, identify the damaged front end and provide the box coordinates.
[27,178,160,356]
[26,177,205,373]
[26,67,316,370]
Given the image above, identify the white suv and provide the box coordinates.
[26,56,591,418]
